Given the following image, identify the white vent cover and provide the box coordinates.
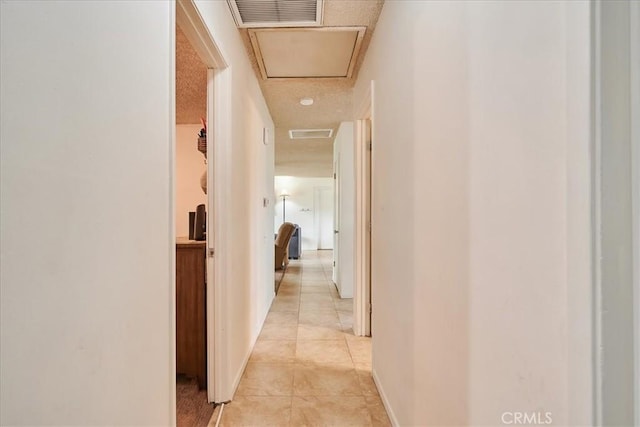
[228,0,323,28]
[289,129,333,139]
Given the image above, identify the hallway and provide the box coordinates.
[218,251,390,426]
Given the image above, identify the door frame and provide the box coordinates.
[592,0,640,423]
[632,2,640,422]
[354,81,374,337]
[176,0,231,403]
[314,186,334,250]
[333,158,340,284]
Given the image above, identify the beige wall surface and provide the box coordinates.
[0,1,175,425]
[194,0,276,401]
[176,124,207,238]
[354,1,593,425]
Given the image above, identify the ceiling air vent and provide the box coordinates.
[289,129,333,139]
[228,0,324,28]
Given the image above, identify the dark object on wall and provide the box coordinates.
[288,224,301,259]
[188,212,196,240]
[193,204,206,241]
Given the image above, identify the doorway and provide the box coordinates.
[354,81,374,337]
[315,186,334,250]
[333,159,340,284]
[174,18,214,426]
[363,119,372,334]
[175,0,230,409]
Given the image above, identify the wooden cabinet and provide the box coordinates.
[176,239,207,390]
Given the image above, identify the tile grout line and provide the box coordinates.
[224,251,386,426]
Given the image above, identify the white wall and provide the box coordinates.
[193,0,275,400]
[0,2,174,425]
[334,122,356,298]
[354,1,593,425]
[176,124,207,237]
[274,176,334,252]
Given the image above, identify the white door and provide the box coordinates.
[316,187,334,250]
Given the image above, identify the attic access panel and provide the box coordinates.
[248,27,366,79]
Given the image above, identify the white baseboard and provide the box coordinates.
[372,368,400,427]
[228,349,250,402]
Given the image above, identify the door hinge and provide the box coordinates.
[368,221,372,232]
[208,248,215,258]
[333,261,336,267]
[333,172,336,179]
[367,141,372,151]
[369,303,372,313]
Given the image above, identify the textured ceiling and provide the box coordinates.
[176,26,206,125]
[175,1,384,176]
[239,0,384,177]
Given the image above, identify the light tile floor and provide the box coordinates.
[218,250,390,426]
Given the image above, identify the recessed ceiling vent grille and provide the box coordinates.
[228,0,324,28]
[289,129,333,139]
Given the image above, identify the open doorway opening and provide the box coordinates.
[274,176,335,259]
[354,82,374,337]
[363,118,372,335]
[174,15,212,425]
[175,0,231,422]
[316,186,334,251]
[333,159,340,284]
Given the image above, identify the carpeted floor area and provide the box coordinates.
[176,375,216,427]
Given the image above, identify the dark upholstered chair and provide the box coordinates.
[275,222,296,270]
